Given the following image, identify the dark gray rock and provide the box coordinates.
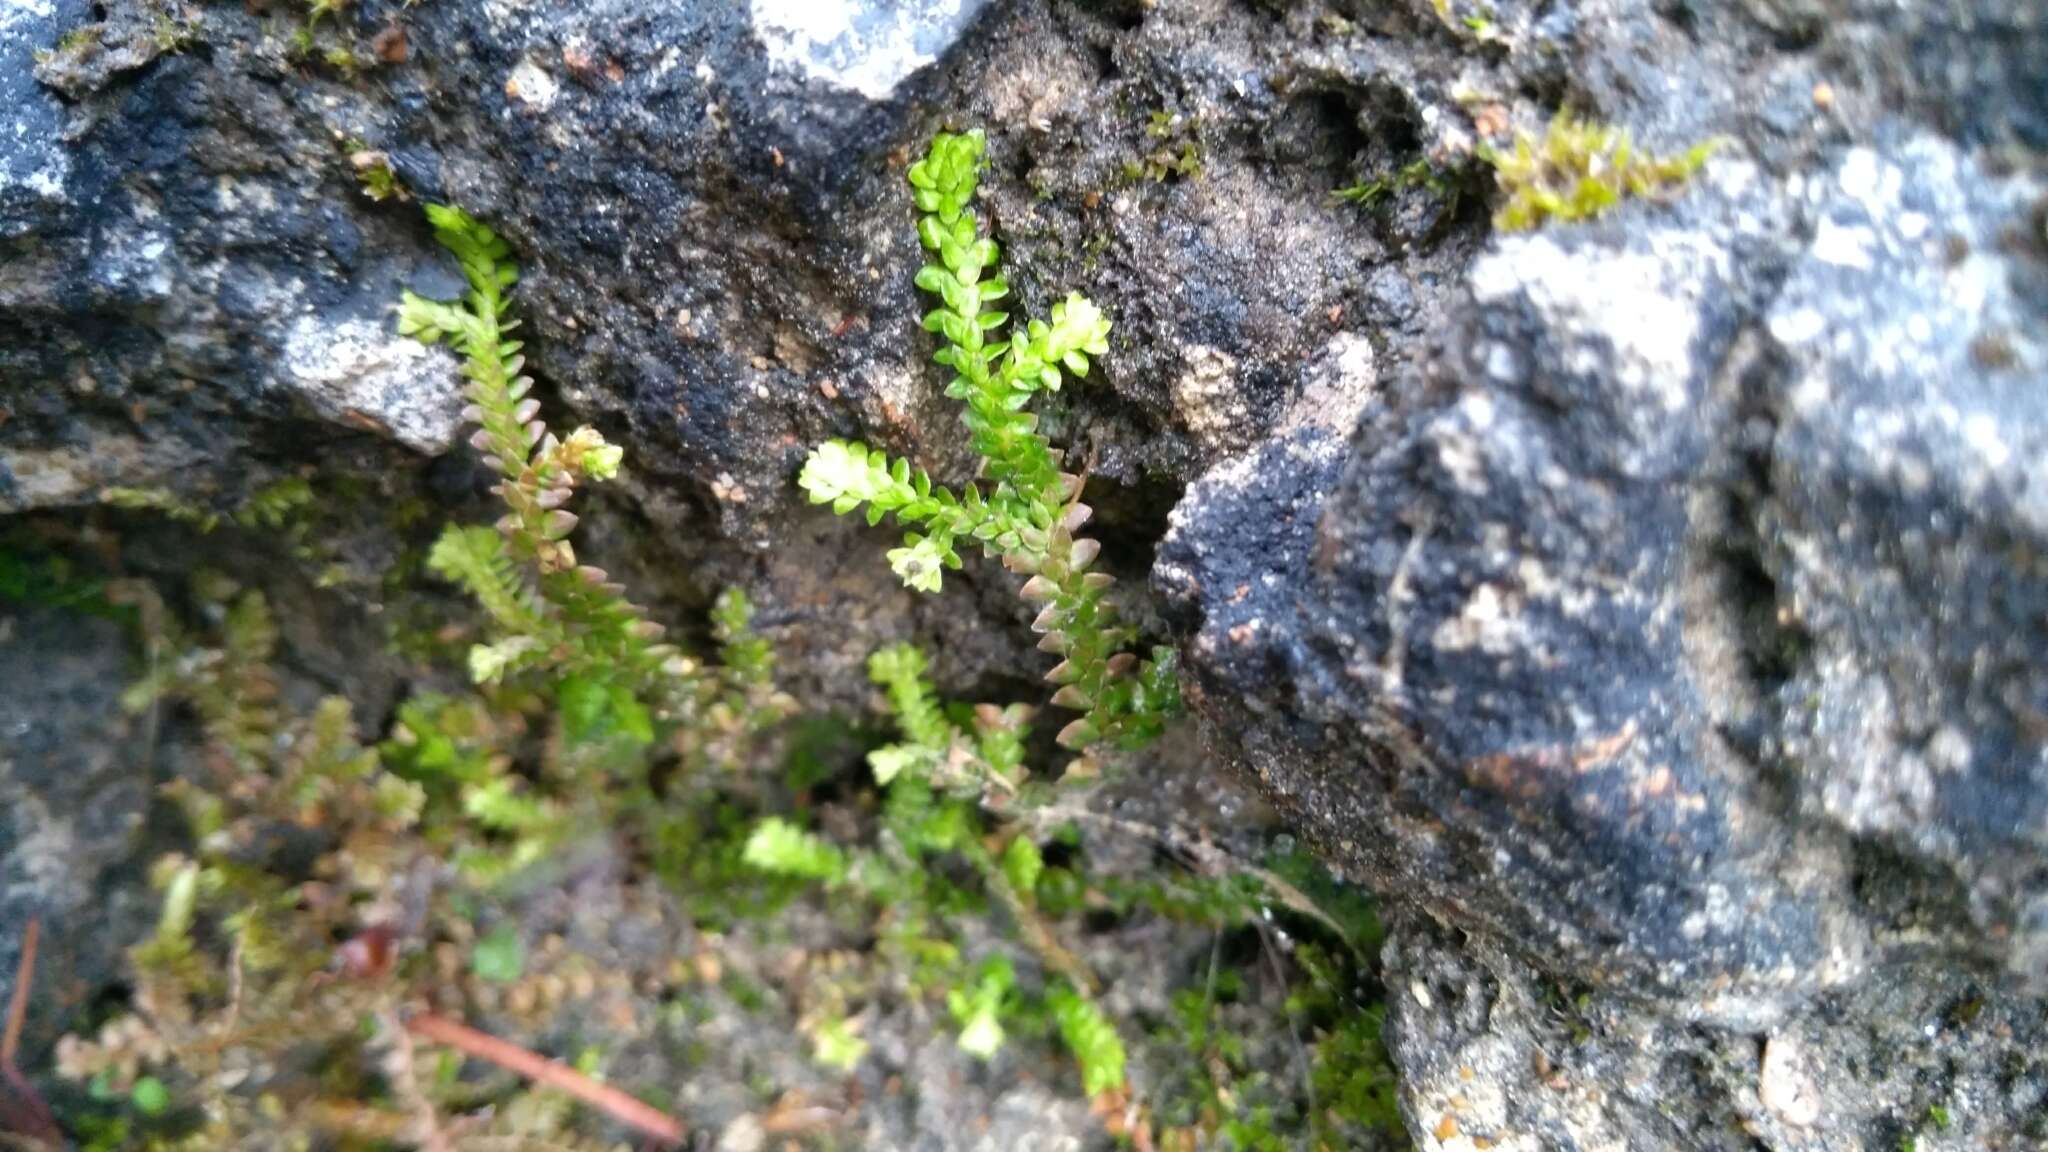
[0,0,1473,707]
[0,0,73,240]
[1381,910,2048,1150]
[0,605,156,1058]
[1162,1,2048,1142]
[0,0,1465,1142]
[1765,133,2048,987]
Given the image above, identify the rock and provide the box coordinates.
[1380,913,2048,1150]
[0,605,156,1058]
[30,0,181,102]
[0,0,70,237]
[4,0,2046,1143]
[1756,1035,1820,1129]
[1163,0,2048,1140]
[749,0,994,101]
[1765,132,2048,985]
[1,0,1472,702]
[279,314,464,454]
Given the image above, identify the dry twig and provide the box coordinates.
[0,921,30,1068]
[405,1012,684,1147]
[1,919,61,1147]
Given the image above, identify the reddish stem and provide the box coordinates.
[0,919,31,1068]
[1,918,61,1146]
[405,1012,684,1147]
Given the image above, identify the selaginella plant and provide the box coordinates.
[37,172,1405,1151]
[744,648,1406,1145]
[756,130,1189,1102]
[797,129,1178,781]
[400,204,789,782]
[53,204,787,1149]
[1483,110,1720,231]
[746,646,1131,1103]
[55,581,626,1151]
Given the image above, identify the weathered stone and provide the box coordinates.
[0,0,70,238]
[749,0,995,101]
[1764,132,2048,986]
[0,606,155,1057]
[1163,7,2048,1143]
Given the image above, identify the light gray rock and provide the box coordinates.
[749,0,994,100]
[1765,134,2048,985]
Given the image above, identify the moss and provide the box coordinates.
[101,474,356,586]
[149,9,198,53]
[0,539,141,632]
[347,141,408,202]
[1333,158,1446,209]
[58,24,105,53]
[1429,0,1507,44]
[1483,111,1722,232]
[1123,110,1205,184]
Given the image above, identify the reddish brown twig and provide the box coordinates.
[405,1012,684,1147]
[0,920,31,1067]
[1,919,61,1146]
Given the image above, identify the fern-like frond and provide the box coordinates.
[867,644,957,757]
[402,205,713,733]
[1050,984,1127,1097]
[427,526,553,657]
[800,130,1179,770]
[742,818,850,883]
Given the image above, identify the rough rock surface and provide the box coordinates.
[1159,0,2048,1147]
[0,606,156,1057]
[3,0,2045,1146]
[1,0,1475,705]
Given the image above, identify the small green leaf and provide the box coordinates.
[608,685,655,746]
[130,1076,171,1117]
[868,744,921,786]
[473,925,525,984]
[1050,985,1127,1097]
[467,636,536,684]
[888,536,949,593]
[812,1015,868,1072]
[743,818,849,882]
[956,1003,1005,1059]
[1002,836,1043,898]
[557,674,608,744]
[157,862,199,945]
[946,956,1016,1060]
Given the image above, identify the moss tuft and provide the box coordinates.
[1483,111,1722,232]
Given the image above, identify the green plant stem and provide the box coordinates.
[961,836,1097,997]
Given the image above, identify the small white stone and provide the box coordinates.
[506,58,561,111]
[1759,1035,1822,1127]
[1836,147,1881,202]
[1812,217,1875,271]
[750,0,969,100]
[282,316,465,454]
[1769,307,1826,347]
